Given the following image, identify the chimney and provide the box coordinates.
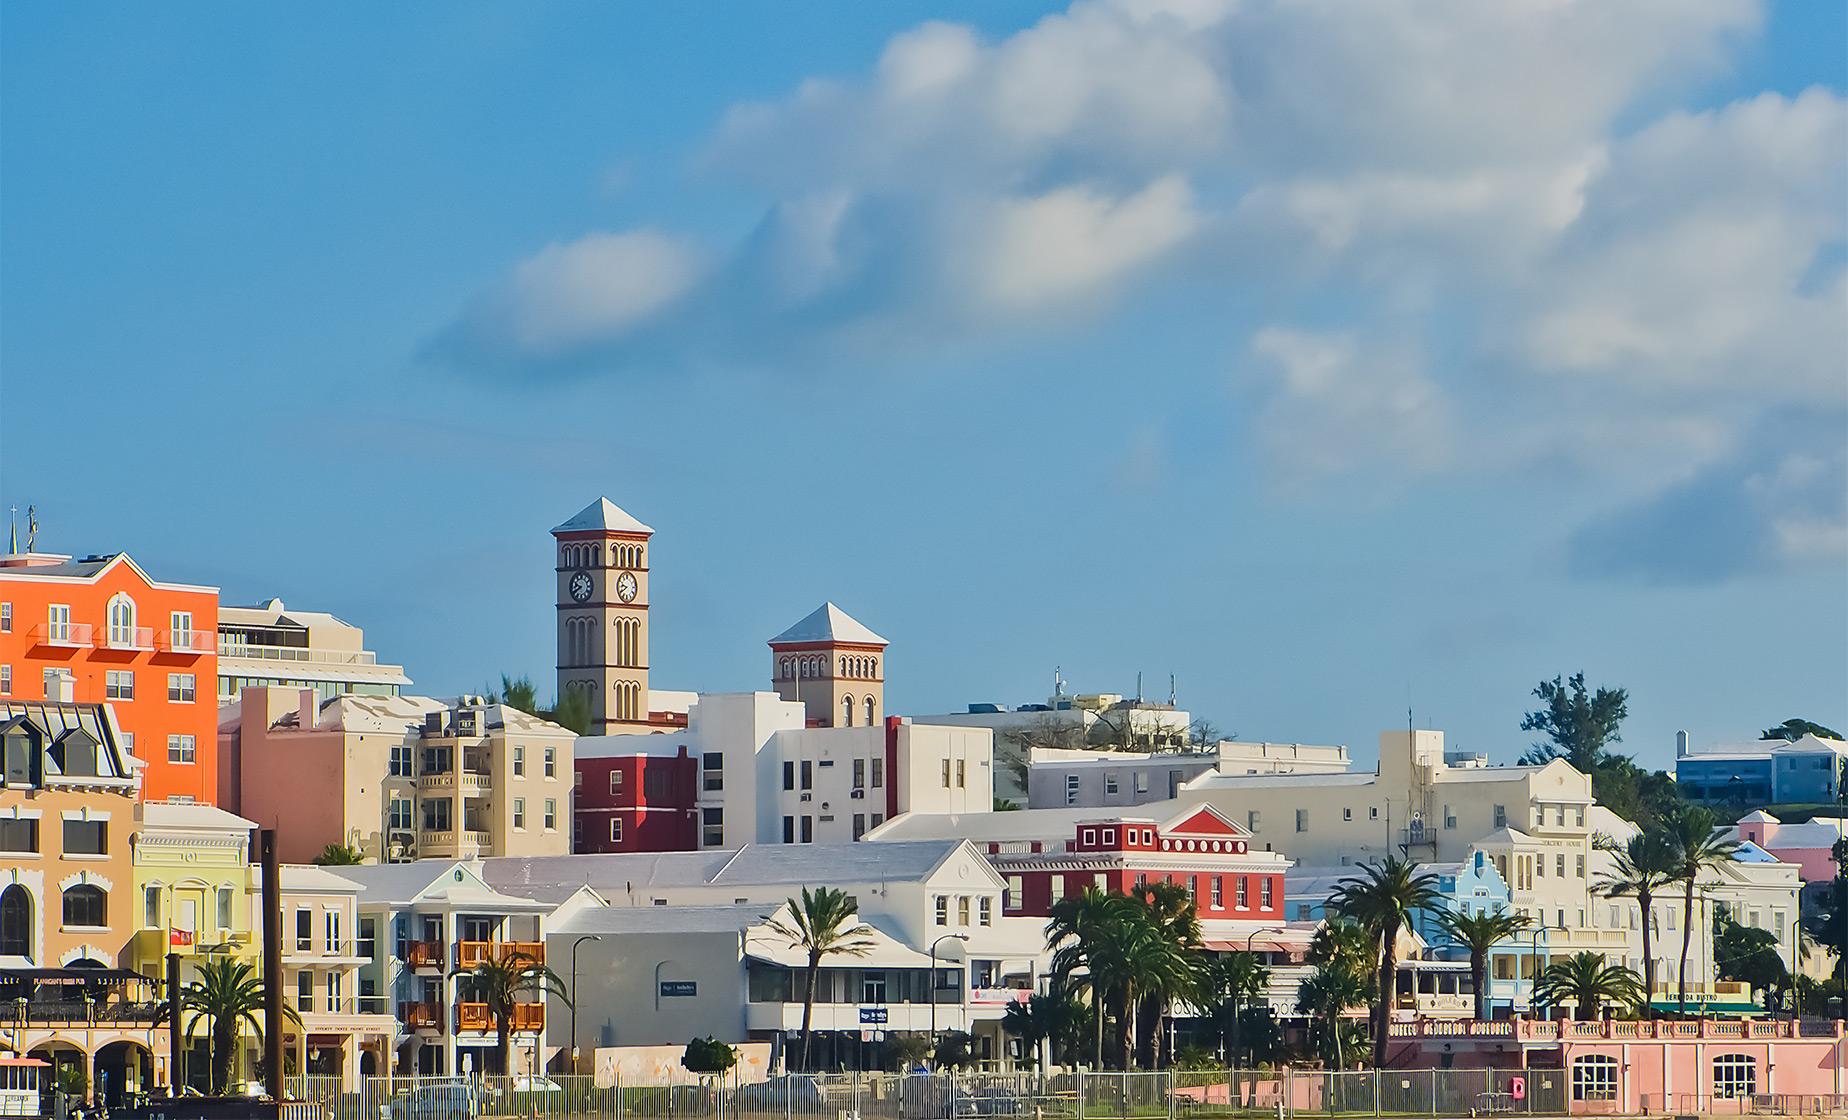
[298,688,317,730]
[47,671,74,703]
[1676,730,1690,758]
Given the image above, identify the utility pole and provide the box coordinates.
[260,829,284,1100]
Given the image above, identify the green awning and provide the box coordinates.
[1645,999,1762,1014]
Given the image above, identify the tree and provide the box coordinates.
[1047,887,1135,1069]
[932,1031,975,1070]
[1762,719,1843,742]
[883,1035,933,1071]
[311,843,365,866]
[1596,830,1679,1017]
[1001,992,1086,1069]
[682,1037,738,1080]
[764,887,876,1071]
[1533,952,1644,1020]
[1295,962,1369,1069]
[544,689,592,735]
[1129,882,1203,1068]
[492,674,541,715]
[1197,951,1269,1066]
[1433,907,1530,1021]
[993,798,1022,812]
[1519,673,1628,771]
[1713,912,1792,1013]
[1188,719,1226,750]
[1329,857,1440,1067]
[1662,804,1738,1014]
[1307,918,1377,983]
[459,948,570,1075]
[175,958,300,1094]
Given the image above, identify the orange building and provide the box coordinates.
[0,551,219,803]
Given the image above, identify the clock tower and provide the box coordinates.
[552,497,653,734]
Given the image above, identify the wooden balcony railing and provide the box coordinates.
[457,940,545,969]
[405,940,444,968]
[398,1001,442,1030]
[454,1001,545,1033]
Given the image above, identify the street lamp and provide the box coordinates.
[929,934,970,1041]
[1231,928,1283,1068]
[1522,927,1550,1018]
[568,935,603,1073]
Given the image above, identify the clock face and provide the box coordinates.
[615,571,639,603]
[569,571,594,602]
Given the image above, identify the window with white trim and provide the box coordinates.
[47,604,72,643]
[1,666,11,696]
[1005,875,1022,911]
[609,768,623,795]
[544,798,557,831]
[107,595,138,647]
[609,818,622,844]
[0,603,10,633]
[167,673,196,703]
[1065,774,1080,806]
[106,671,134,701]
[167,735,196,764]
[512,798,526,829]
[1713,1055,1755,1099]
[1571,1056,1618,1102]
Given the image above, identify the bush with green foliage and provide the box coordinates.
[682,1037,738,1077]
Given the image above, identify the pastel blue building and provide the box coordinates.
[1675,731,1845,806]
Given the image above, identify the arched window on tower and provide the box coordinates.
[107,595,138,648]
[842,696,855,727]
[865,697,876,725]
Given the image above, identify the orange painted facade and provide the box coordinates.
[0,553,219,803]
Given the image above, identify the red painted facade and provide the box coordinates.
[571,746,698,853]
[991,806,1288,921]
[0,551,220,804]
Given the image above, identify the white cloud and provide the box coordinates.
[973,176,1197,312]
[458,231,702,358]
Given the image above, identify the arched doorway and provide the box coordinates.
[27,1042,86,1106]
[0,885,31,960]
[95,1041,153,1107]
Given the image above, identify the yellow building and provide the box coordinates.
[128,802,260,1090]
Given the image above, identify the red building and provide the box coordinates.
[991,804,1290,928]
[572,738,698,852]
[0,549,219,803]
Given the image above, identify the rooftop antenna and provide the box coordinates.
[1136,671,1143,704]
[6,506,14,555]
[24,505,37,552]
[1168,674,1175,707]
[1054,666,1064,700]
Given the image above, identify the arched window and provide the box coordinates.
[0,885,31,959]
[842,696,855,727]
[107,595,138,647]
[1713,1055,1756,1099]
[865,697,876,725]
[62,885,106,929]
[1571,1056,1618,1102]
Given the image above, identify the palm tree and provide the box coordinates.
[1662,805,1738,1014]
[1198,951,1269,1066]
[1433,907,1531,1021]
[1596,830,1679,1018]
[1129,882,1203,1068]
[311,843,365,866]
[1295,962,1369,1069]
[459,948,570,1075]
[764,886,876,1071]
[1329,857,1440,1067]
[175,958,300,1094]
[1533,952,1644,1020]
[1307,917,1377,982]
[1047,887,1136,1069]
[1001,991,1086,1069]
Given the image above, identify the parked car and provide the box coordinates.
[383,1083,477,1120]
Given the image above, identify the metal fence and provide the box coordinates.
[283,1069,1573,1120]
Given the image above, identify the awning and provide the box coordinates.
[0,967,148,983]
[1203,938,1298,954]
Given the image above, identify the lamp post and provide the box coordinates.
[1523,927,1550,1017]
[1232,928,1283,1067]
[929,934,970,1043]
[568,935,602,1073]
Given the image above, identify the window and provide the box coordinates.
[512,747,525,777]
[358,918,376,959]
[865,697,876,725]
[143,885,162,928]
[702,808,723,847]
[862,972,887,1003]
[60,884,106,928]
[800,761,812,790]
[389,744,413,777]
[296,909,313,951]
[853,759,866,788]
[609,769,624,795]
[870,758,883,787]
[944,759,954,789]
[935,895,948,925]
[1576,855,1585,879]
[167,674,196,703]
[1134,771,1149,795]
[47,605,72,643]
[1104,773,1119,796]
[1248,810,1260,831]
[512,798,526,829]
[1572,1056,1618,1102]
[167,735,195,764]
[0,818,37,854]
[782,816,795,844]
[979,897,992,926]
[1005,875,1022,911]
[1343,807,1352,821]
[543,747,557,778]
[1236,878,1249,909]
[842,696,855,726]
[956,759,966,788]
[1369,806,1379,820]
[1260,879,1273,909]
[0,666,9,696]
[544,799,557,830]
[297,973,313,1010]
[62,819,107,856]
[958,896,971,925]
[1444,806,1457,829]
[800,816,813,843]
[422,798,451,831]
[1556,854,1567,878]
[1295,809,1308,833]
[169,612,193,649]
[610,819,623,844]
[1713,1055,1756,1099]
[107,595,138,647]
[1493,805,1507,829]
[871,813,883,829]
[325,908,341,951]
[327,970,342,1012]
[105,671,134,701]
[704,753,723,791]
[388,797,412,832]
[218,888,235,932]
[853,813,866,840]
[1211,878,1223,908]
[0,603,9,632]
[1065,774,1080,806]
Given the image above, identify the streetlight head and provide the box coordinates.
[956,934,970,942]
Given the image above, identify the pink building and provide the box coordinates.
[1733,810,1847,884]
[1387,1018,1846,1114]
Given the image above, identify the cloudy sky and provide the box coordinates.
[4,1,1843,768]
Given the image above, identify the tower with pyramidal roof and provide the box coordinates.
[552,498,653,733]
[769,602,888,728]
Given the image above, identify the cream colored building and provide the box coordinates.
[221,687,575,864]
[275,864,396,1086]
[216,598,411,706]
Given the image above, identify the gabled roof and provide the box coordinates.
[769,602,887,647]
[1737,810,1780,823]
[553,903,783,936]
[1160,804,1250,838]
[336,860,550,910]
[552,498,653,536]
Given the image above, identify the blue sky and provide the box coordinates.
[4,1,1843,770]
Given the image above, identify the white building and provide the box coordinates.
[913,689,1193,801]
[1026,741,1349,809]
[217,599,411,704]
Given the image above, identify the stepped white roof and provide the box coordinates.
[552,497,653,535]
[769,602,887,646]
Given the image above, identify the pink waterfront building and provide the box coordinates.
[1387,1017,1846,1114]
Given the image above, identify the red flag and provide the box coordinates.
[169,928,194,947]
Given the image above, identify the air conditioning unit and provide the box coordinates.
[799,793,812,802]
[849,789,866,800]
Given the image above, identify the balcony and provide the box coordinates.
[160,629,215,655]
[456,940,544,969]
[218,643,377,667]
[101,626,154,652]
[418,770,491,794]
[405,940,444,970]
[399,1001,443,1031]
[455,1001,544,1033]
[32,622,92,649]
[420,829,493,855]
